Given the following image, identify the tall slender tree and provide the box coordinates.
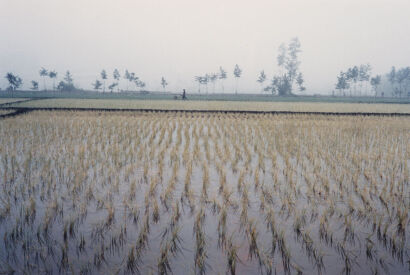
[108,82,118,93]
[48,70,57,91]
[56,71,75,92]
[113,69,121,92]
[130,74,139,91]
[31,80,39,91]
[101,70,107,92]
[39,67,48,90]
[194,76,201,93]
[209,73,218,93]
[218,67,227,93]
[370,75,381,97]
[335,72,349,96]
[233,64,242,94]
[358,64,371,95]
[161,77,168,92]
[138,81,146,91]
[92,80,102,92]
[257,70,266,92]
[64,71,74,85]
[203,74,210,94]
[124,70,131,91]
[5,73,23,91]
[296,73,305,91]
[346,66,359,96]
[268,38,305,95]
[395,67,410,97]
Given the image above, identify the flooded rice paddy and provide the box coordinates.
[0,111,408,274]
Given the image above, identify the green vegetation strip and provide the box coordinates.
[2,90,410,103]
[0,98,29,105]
[8,98,410,114]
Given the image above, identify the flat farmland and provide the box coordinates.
[0,110,408,274]
[0,98,28,105]
[8,98,410,113]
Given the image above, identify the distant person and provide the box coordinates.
[182,89,187,100]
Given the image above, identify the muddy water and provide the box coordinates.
[0,111,408,274]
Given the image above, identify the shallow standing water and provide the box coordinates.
[0,111,408,274]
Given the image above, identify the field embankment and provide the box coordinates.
[7,98,410,114]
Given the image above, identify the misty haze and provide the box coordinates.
[0,0,409,275]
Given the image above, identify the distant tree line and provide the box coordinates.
[194,66,231,94]
[92,69,147,93]
[38,68,75,92]
[2,40,409,98]
[387,66,410,97]
[335,64,373,96]
[193,38,305,95]
[335,65,410,97]
[0,38,306,95]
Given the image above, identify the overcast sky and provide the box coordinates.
[1,0,409,93]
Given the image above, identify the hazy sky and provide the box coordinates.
[1,0,409,93]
